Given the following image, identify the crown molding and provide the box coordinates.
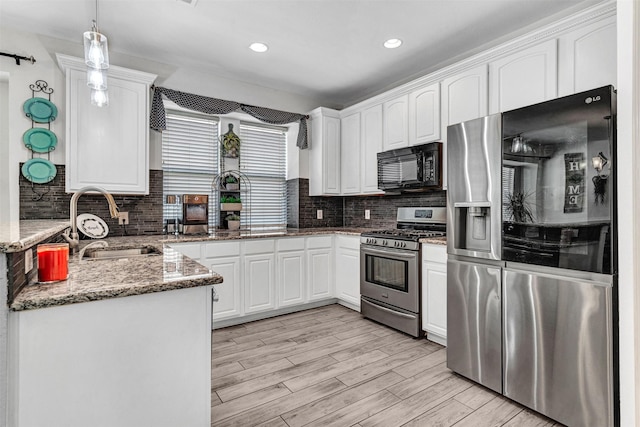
[341,1,616,116]
[55,53,157,85]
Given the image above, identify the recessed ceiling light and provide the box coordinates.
[249,42,269,53]
[384,38,403,49]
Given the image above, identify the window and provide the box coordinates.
[239,122,287,229]
[162,112,219,228]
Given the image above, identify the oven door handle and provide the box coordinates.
[360,246,418,260]
[361,298,416,319]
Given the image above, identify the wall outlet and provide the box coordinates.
[316,209,323,220]
[118,212,129,225]
[25,248,33,274]
[365,209,370,220]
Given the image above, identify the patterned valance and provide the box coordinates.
[150,86,309,149]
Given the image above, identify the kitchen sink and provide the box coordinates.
[82,246,162,260]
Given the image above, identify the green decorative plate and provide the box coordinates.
[23,98,58,123]
[22,128,58,153]
[21,158,57,184]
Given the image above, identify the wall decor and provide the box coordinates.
[22,80,56,201]
[564,152,585,213]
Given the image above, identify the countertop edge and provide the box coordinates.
[0,221,70,253]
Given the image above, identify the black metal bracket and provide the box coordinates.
[0,51,36,65]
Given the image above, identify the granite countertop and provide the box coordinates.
[11,235,222,311]
[419,236,447,245]
[0,220,70,253]
[160,227,369,243]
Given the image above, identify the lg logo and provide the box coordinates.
[585,95,601,104]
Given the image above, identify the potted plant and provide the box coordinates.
[220,195,242,211]
[225,214,240,230]
[224,174,239,191]
[505,191,535,223]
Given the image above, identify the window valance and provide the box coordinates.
[150,86,309,149]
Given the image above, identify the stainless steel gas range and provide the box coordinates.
[360,207,446,337]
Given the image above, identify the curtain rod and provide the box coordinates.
[0,51,36,65]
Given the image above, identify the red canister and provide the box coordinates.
[37,243,69,282]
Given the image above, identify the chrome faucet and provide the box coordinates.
[62,186,120,253]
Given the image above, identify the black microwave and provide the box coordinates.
[377,142,443,191]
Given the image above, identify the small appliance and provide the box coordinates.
[182,194,209,235]
[377,142,442,192]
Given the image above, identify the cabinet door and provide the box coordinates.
[59,56,156,195]
[383,94,409,151]
[557,16,616,96]
[307,249,333,301]
[422,261,447,340]
[206,256,243,321]
[277,251,306,307]
[441,64,488,190]
[489,39,557,114]
[244,253,275,314]
[361,104,384,194]
[409,83,440,145]
[308,108,341,196]
[340,112,361,195]
[335,245,360,309]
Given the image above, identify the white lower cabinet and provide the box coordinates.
[244,253,276,313]
[335,235,361,309]
[422,243,447,345]
[8,286,212,427]
[276,238,306,307]
[202,241,243,322]
[243,240,276,314]
[172,233,360,326]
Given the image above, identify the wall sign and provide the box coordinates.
[564,153,585,213]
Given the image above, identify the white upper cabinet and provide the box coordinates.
[340,112,361,195]
[56,54,156,195]
[409,83,440,145]
[557,15,616,96]
[309,107,341,196]
[360,104,384,194]
[441,64,488,189]
[383,94,409,151]
[489,39,558,114]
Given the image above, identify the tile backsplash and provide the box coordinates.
[288,178,446,229]
[20,164,164,236]
[21,170,444,233]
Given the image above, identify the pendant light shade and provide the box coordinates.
[83,22,109,69]
[86,67,107,90]
[90,88,109,107]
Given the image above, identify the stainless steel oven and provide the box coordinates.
[360,207,446,337]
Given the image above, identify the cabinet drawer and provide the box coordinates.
[306,235,333,249]
[422,243,447,264]
[244,239,275,254]
[170,243,201,260]
[203,241,240,258]
[277,237,305,252]
[336,235,360,250]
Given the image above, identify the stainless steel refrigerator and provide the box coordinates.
[447,86,617,427]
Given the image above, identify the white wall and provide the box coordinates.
[616,0,639,425]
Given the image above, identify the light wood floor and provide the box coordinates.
[211,304,561,427]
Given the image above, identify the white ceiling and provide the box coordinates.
[0,0,604,108]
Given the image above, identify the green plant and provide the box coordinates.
[505,191,535,223]
[225,175,238,184]
[220,195,241,203]
[225,214,240,221]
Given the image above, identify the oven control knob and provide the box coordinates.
[402,242,407,248]
[382,240,388,246]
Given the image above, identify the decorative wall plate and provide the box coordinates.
[23,98,58,123]
[77,213,109,239]
[21,158,57,184]
[22,128,58,153]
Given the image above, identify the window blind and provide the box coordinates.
[162,112,219,228]
[239,122,287,229]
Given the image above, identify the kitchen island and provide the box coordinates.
[2,223,222,427]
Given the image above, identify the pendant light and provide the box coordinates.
[83,0,109,106]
